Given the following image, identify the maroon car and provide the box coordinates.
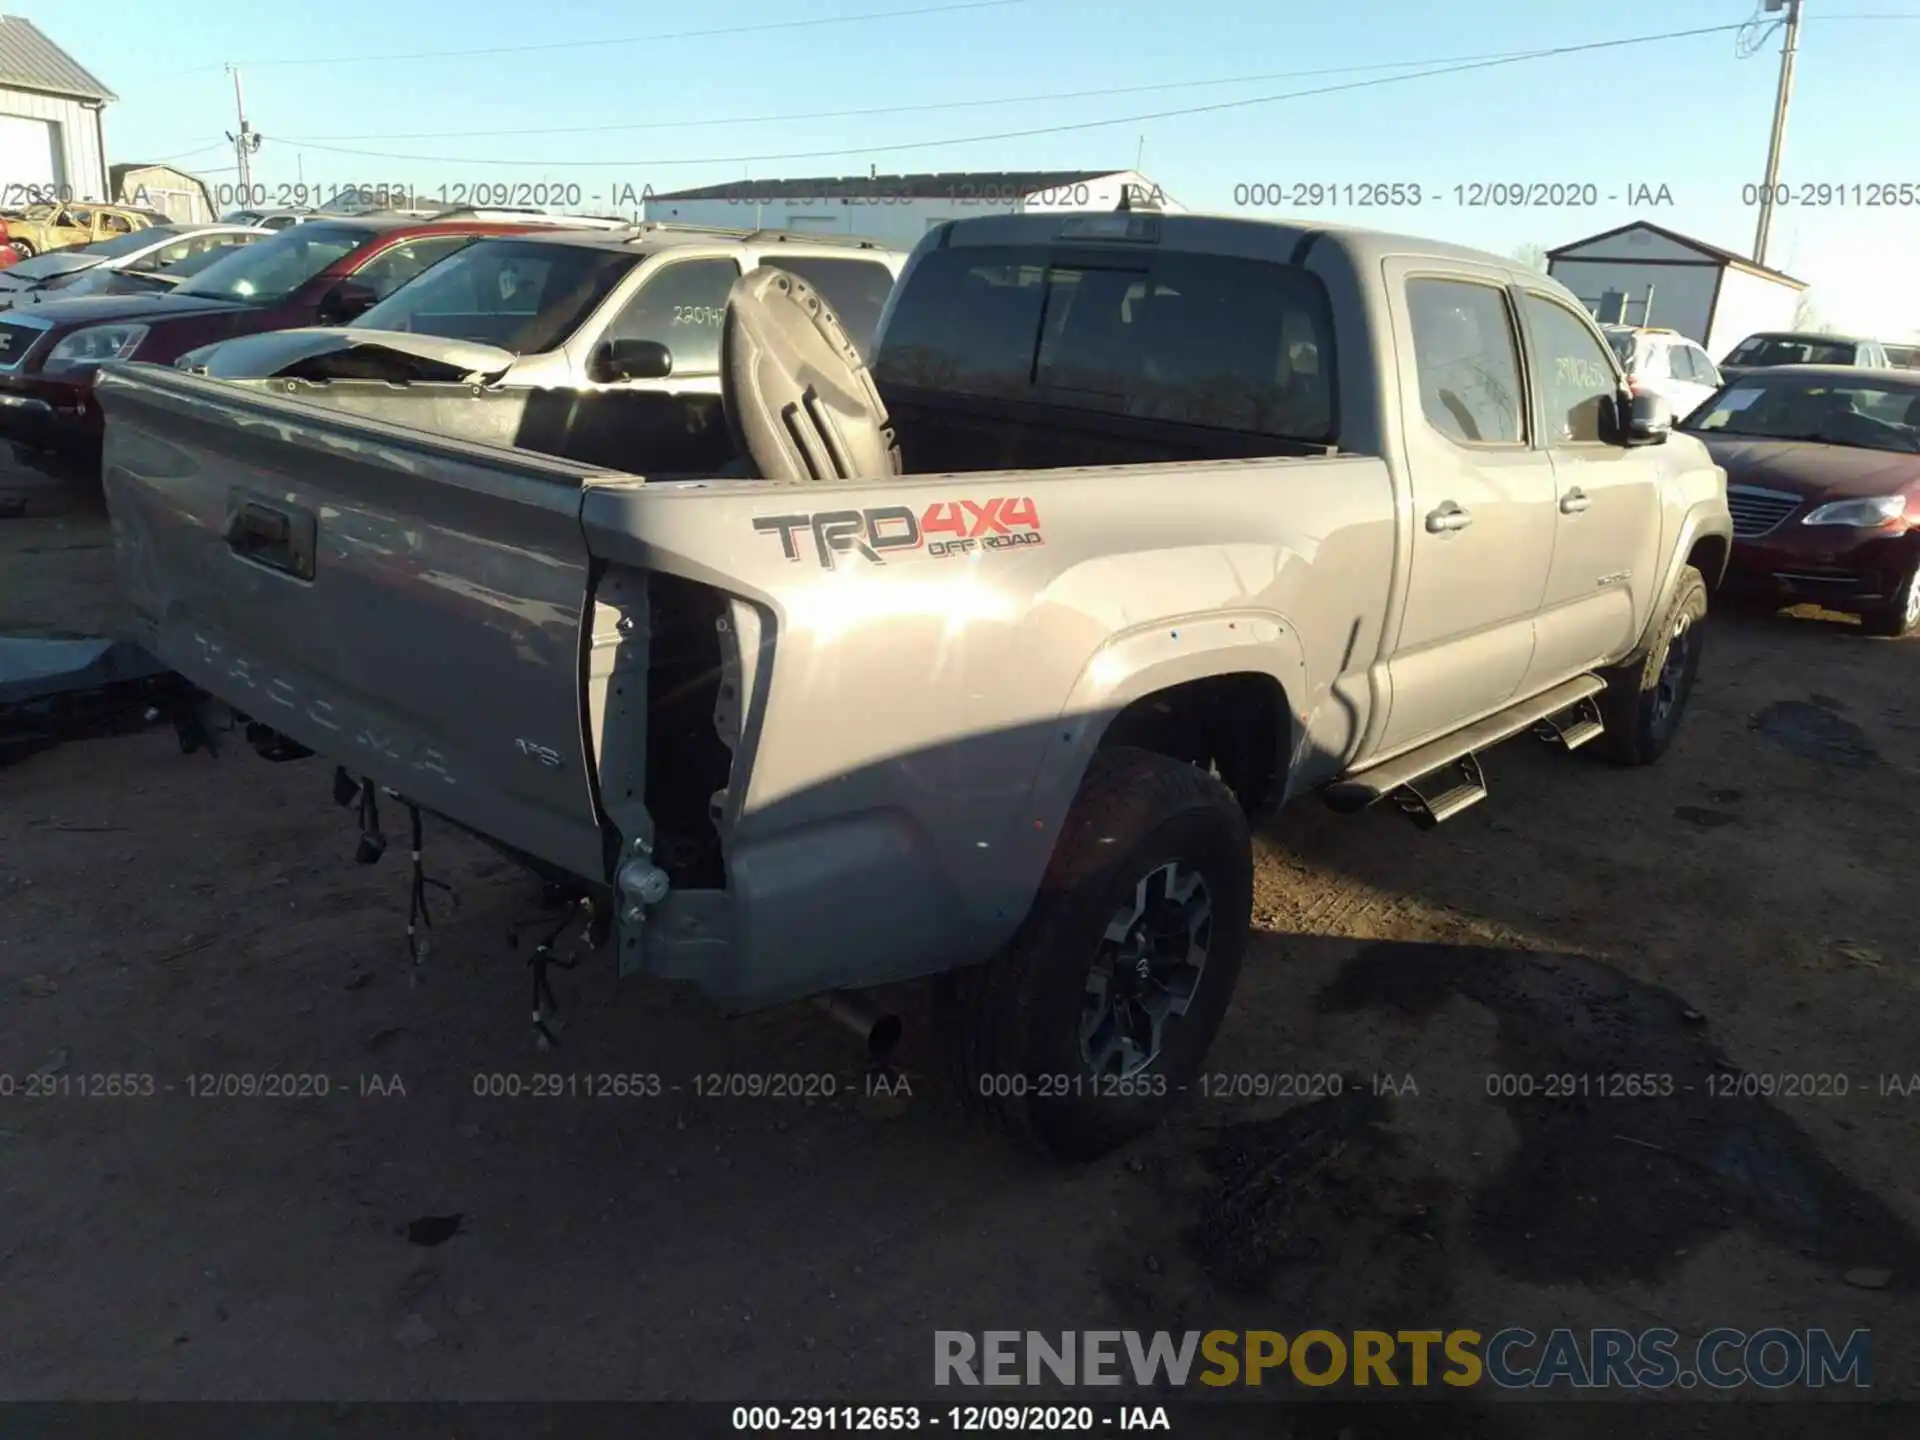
[1678,364,1920,635]
[0,216,548,468]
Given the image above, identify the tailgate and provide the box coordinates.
[97,363,617,884]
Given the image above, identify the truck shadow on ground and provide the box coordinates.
[1093,937,1919,1432]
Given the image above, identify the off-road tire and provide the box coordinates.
[939,746,1253,1160]
[1597,564,1708,766]
[1857,563,1920,638]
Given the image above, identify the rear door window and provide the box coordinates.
[760,256,896,357]
[872,245,1337,441]
[1663,343,1695,381]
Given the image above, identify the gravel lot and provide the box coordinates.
[3,476,1917,1425]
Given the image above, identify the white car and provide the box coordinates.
[1601,325,1724,420]
[0,224,269,311]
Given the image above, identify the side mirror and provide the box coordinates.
[1622,390,1672,446]
[590,338,672,383]
[319,278,379,323]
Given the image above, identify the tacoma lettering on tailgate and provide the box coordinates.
[187,632,456,784]
[752,498,1043,569]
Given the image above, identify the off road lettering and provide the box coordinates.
[753,498,1043,568]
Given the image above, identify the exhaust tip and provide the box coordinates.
[867,1011,903,1060]
[817,991,903,1062]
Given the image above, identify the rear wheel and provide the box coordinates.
[1597,565,1708,766]
[9,241,33,260]
[941,747,1253,1160]
[1858,564,1920,638]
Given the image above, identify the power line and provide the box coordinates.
[272,44,1586,143]
[142,141,232,164]
[275,20,1769,170]
[132,0,1022,79]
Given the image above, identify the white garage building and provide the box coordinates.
[1547,222,1807,363]
[0,16,112,204]
[643,169,1182,249]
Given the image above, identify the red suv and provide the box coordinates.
[0,216,548,468]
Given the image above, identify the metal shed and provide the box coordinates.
[1546,222,1808,363]
[0,15,114,205]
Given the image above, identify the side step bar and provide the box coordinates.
[1323,674,1608,828]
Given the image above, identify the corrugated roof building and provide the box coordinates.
[0,15,115,206]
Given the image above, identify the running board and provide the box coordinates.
[1323,674,1608,825]
[1533,693,1606,751]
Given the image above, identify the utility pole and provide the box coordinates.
[225,64,261,204]
[1751,0,1803,268]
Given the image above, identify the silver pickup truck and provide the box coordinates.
[100,211,1732,1158]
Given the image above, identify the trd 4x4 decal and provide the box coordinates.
[752,498,1043,569]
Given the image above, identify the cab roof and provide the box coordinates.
[924,210,1570,278]
[423,221,902,257]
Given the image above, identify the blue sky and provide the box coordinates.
[14,0,1920,334]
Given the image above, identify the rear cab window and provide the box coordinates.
[872,242,1337,443]
[759,254,897,357]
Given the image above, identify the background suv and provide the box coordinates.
[1602,325,1724,418]
[176,225,908,471]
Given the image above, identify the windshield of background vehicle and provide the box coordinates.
[70,228,187,262]
[348,239,640,355]
[56,240,252,298]
[1725,334,1860,366]
[1604,331,1637,365]
[1680,374,1920,453]
[872,244,1337,441]
[174,224,372,303]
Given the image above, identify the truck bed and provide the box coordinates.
[98,360,1395,1007]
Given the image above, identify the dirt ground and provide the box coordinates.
[4,478,1919,1425]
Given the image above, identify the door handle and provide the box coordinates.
[225,493,316,580]
[1559,488,1591,515]
[1425,503,1473,534]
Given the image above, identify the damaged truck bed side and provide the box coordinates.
[100,212,1732,1157]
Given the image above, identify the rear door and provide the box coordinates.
[1519,289,1664,686]
[98,363,612,883]
[1378,263,1558,756]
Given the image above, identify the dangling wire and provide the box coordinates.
[526,895,590,1049]
[355,776,387,864]
[404,802,458,977]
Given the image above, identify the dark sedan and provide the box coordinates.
[1718,331,1892,384]
[1678,365,1920,634]
[0,216,548,470]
